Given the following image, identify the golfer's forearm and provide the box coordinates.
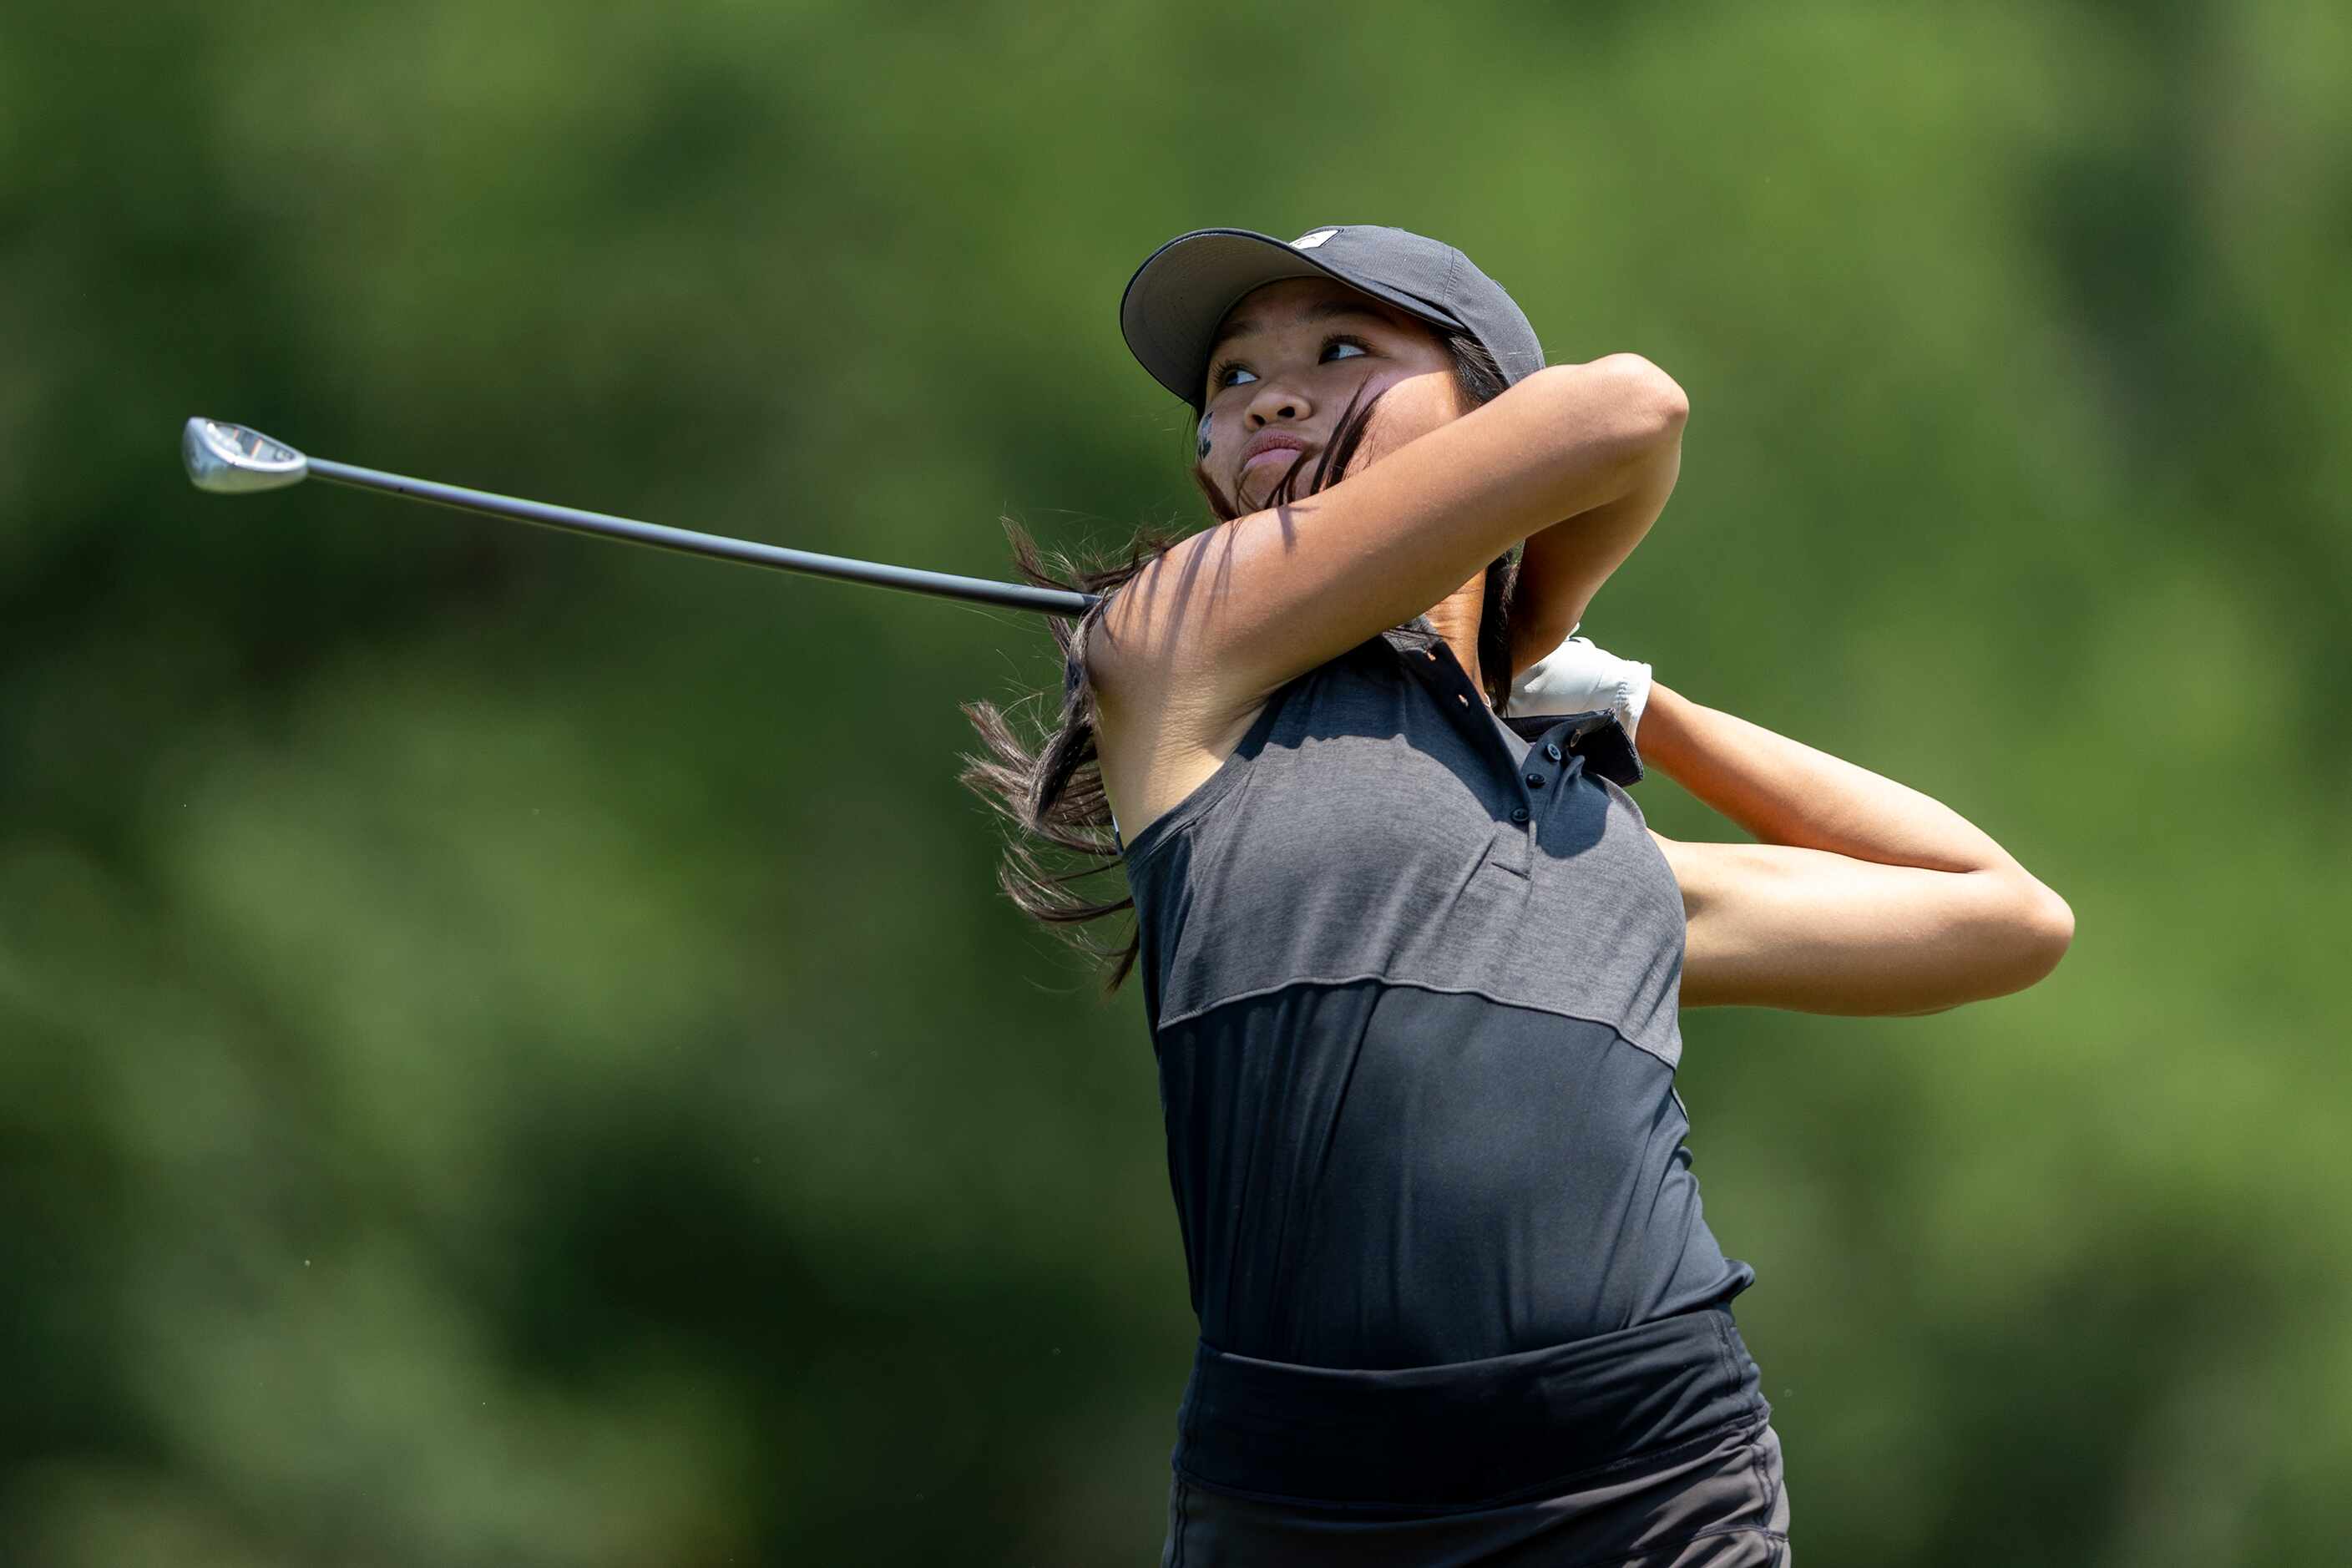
[1509,451,1681,671]
[1507,361,1687,671]
[1637,684,2024,878]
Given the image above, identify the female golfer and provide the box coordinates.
[964,224,2072,1565]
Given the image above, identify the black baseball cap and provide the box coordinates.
[1119,224,1545,410]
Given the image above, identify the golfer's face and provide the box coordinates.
[1199,276,1463,513]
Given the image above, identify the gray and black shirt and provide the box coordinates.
[1110,614,1766,1505]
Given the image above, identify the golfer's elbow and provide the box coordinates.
[1894,876,2071,1017]
[2026,879,2076,978]
[1589,353,1688,446]
[1517,356,1687,519]
[1985,872,2076,996]
[1523,355,1687,448]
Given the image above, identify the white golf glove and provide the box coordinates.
[1503,624,1654,743]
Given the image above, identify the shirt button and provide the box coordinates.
[1544,742,1563,762]
[1510,806,1530,824]
[1525,772,1545,788]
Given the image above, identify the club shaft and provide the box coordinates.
[303,458,1098,617]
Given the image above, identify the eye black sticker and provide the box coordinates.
[1196,409,1214,460]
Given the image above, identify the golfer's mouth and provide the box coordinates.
[1238,440,1315,503]
[1242,438,1313,472]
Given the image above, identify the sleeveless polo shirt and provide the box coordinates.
[1115,615,1755,1374]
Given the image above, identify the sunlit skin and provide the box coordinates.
[1092,274,2072,1015]
[1196,276,1497,692]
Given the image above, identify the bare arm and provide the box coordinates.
[1508,435,1682,676]
[1089,357,1687,737]
[1639,683,2074,1014]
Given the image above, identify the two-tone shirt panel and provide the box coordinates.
[1120,618,1753,1370]
[1131,620,1686,1071]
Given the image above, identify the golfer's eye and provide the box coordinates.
[1210,335,1373,397]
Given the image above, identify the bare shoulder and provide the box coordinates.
[1084,526,1277,716]
[1086,578,1268,843]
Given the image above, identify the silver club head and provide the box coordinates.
[183,417,309,493]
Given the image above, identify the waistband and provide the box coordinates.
[1172,1306,1769,1512]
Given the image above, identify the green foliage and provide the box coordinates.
[3,0,2346,1560]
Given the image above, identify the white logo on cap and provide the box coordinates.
[1291,228,1339,250]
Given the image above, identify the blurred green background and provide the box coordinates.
[4,0,2347,1561]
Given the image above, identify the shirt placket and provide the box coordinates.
[1409,636,1578,880]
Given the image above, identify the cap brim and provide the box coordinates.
[1119,228,1466,407]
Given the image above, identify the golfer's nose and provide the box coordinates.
[1245,378,1311,428]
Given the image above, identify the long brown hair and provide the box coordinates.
[959,333,1519,993]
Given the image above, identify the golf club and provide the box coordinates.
[181,417,1099,618]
